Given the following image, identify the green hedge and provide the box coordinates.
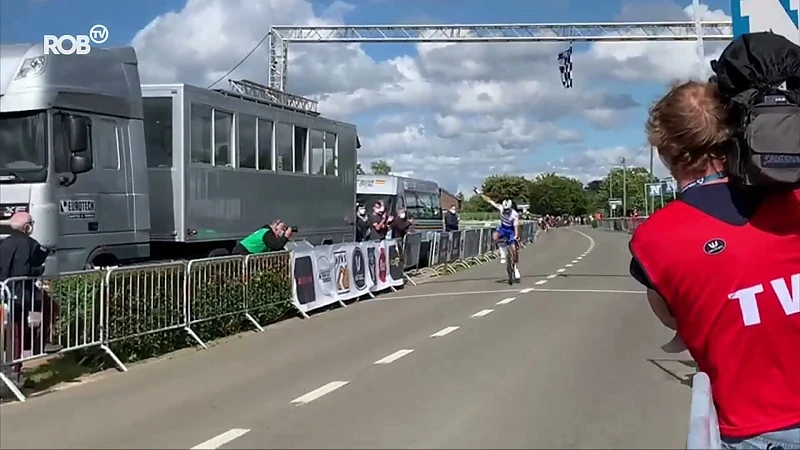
[47,264,293,369]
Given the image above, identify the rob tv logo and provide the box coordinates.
[43,24,109,55]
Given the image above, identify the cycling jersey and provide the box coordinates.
[497,208,519,230]
[495,207,519,244]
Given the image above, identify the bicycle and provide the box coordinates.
[497,235,519,285]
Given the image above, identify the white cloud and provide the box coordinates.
[130,0,727,194]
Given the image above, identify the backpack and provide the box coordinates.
[711,32,800,188]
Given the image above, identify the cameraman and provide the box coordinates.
[629,40,800,448]
[232,219,293,255]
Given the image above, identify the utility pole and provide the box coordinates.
[608,170,613,218]
[621,156,627,216]
[649,146,655,216]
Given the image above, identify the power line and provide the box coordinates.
[206,31,271,89]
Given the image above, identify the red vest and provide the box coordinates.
[630,188,800,438]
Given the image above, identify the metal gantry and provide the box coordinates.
[267,21,734,92]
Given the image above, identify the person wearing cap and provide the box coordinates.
[368,201,389,241]
[354,203,369,242]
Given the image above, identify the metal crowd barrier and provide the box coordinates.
[597,217,647,234]
[686,372,721,449]
[0,223,540,402]
[414,223,538,278]
[0,251,292,403]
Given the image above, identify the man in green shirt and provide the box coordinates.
[232,220,293,255]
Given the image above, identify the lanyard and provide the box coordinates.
[680,172,727,193]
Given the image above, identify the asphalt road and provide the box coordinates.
[0,227,695,449]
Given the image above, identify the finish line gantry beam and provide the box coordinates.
[267,21,733,92]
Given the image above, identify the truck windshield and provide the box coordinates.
[0,111,47,182]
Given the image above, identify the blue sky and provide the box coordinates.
[0,0,740,193]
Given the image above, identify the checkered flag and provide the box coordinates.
[558,45,573,89]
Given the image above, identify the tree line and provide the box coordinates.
[357,159,673,217]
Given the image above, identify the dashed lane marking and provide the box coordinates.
[471,309,494,318]
[191,429,250,449]
[430,326,460,337]
[374,349,414,365]
[291,381,349,405]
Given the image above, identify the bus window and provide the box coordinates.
[357,194,396,214]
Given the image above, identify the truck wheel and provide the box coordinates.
[86,254,119,270]
[208,248,230,257]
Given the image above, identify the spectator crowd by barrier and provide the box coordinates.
[596,215,722,449]
[1,223,537,402]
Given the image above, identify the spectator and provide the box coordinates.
[0,212,49,280]
[389,207,413,239]
[444,205,459,232]
[0,212,60,387]
[629,79,800,448]
[368,201,388,241]
[232,219,293,255]
[354,203,369,242]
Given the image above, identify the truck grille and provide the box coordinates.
[1,204,29,235]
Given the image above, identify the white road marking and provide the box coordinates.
[565,264,573,267]
[471,309,494,318]
[557,268,566,273]
[519,288,534,293]
[531,288,645,294]
[291,381,349,404]
[547,274,558,279]
[576,257,583,260]
[571,260,578,263]
[374,349,414,365]
[431,326,460,337]
[191,429,250,449]
[535,280,547,285]
[496,297,516,305]
[374,288,519,301]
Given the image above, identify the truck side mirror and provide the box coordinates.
[69,154,91,174]
[66,116,90,153]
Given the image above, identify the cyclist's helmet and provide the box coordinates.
[501,199,513,210]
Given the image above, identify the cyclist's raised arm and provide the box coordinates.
[478,193,502,211]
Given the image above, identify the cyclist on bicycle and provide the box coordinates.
[474,189,521,280]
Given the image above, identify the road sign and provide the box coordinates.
[608,199,622,206]
[732,0,800,44]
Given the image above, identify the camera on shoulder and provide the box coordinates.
[711,32,800,189]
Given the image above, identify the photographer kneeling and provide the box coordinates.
[232,220,293,255]
[629,33,800,448]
